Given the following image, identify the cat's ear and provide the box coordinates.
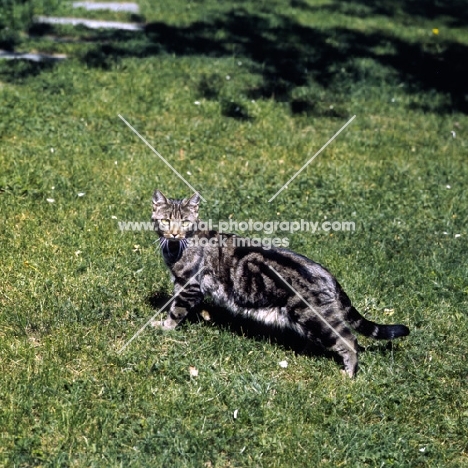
[185,192,201,207]
[153,190,168,206]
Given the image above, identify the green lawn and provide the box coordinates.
[1,0,467,466]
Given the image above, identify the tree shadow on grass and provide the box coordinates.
[4,3,467,114]
[81,8,468,114]
[317,0,468,28]
[0,58,56,83]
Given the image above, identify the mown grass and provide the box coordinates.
[1,0,468,466]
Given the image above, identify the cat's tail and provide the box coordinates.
[346,306,410,339]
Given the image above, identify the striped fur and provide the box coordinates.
[151,190,409,377]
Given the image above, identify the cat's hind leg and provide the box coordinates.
[330,334,358,377]
[301,315,359,377]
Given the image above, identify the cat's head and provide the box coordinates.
[152,190,200,240]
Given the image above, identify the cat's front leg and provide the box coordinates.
[152,304,189,330]
[152,281,204,330]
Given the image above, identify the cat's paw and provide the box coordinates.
[151,320,164,330]
[151,318,177,330]
[199,309,212,321]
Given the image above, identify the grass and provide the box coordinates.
[1,0,468,466]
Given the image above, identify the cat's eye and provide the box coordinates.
[159,219,170,226]
[181,220,191,228]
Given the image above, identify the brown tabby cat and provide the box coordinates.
[151,190,409,377]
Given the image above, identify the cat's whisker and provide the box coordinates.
[158,238,167,251]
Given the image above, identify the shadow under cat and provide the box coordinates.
[147,292,397,370]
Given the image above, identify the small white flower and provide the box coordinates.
[233,409,239,419]
[77,192,85,197]
[391,98,396,102]
[455,234,461,238]
[446,185,451,189]
[279,360,288,368]
[451,131,456,138]
[114,161,118,165]
[194,101,201,105]
[419,447,426,453]
[443,232,448,235]
[111,215,118,220]
[50,148,54,153]
[187,171,191,175]
[75,250,82,256]
[46,198,55,203]
[189,366,198,377]
[226,75,231,80]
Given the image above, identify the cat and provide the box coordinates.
[151,190,409,377]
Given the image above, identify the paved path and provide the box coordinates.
[0,50,67,61]
[0,2,143,62]
[35,16,144,31]
[72,2,140,13]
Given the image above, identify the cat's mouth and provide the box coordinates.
[159,237,189,260]
[162,233,186,241]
